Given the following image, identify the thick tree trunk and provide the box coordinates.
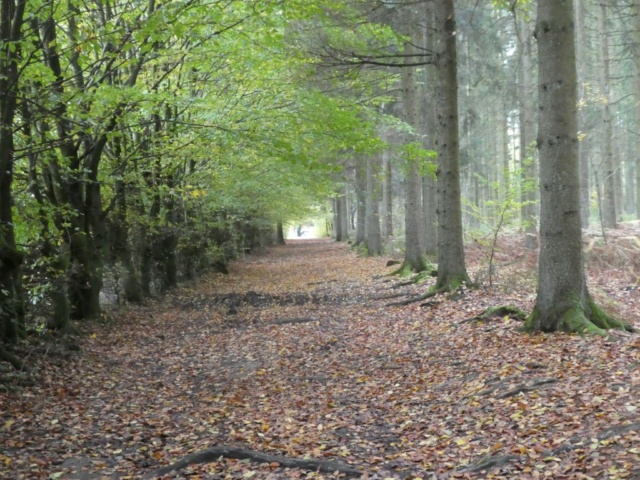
[518,13,538,249]
[0,0,27,343]
[434,0,470,289]
[365,154,382,256]
[527,0,629,334]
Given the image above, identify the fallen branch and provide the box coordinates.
[143,446,363,479]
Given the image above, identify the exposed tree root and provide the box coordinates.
[460,305,528,324]
[389,262,414,277]
[464,375,558,400]
[387,288,441,306]
[0,344,23,370]
[392,279,420,289]
[525,298,634,335]
[374,292,412,301]
[271,317,317,326]
[386,280,463,306]
[458,454,520,473]
[391,270,437,289]
[388,261,436,278]
[497,377,558,399]
[143,446,363,479]
[459,421,640,473]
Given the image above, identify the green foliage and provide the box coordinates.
[2,0,400,329]
[465,164,537,286]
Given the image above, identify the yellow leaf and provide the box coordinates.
[3,419,14,430]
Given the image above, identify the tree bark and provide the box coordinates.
[527,0,629,334]
[354,156,367,245]
[599,2,617,229]
[632,1,640,219]
[365,154,382,256]
[518,12,538,249]
[434,0,470,289]
[339,188,349,241]
[422,0,438,257]
[382,149,393,239]
[0,0,27,342]
[276,222,286,245]
[575,0,590,227]
[401,9,427,271]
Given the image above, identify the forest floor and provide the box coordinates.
[2,232,640,480]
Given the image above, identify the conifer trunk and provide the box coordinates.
[434,0,469,289]
[527,0,629,334]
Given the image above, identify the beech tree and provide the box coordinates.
[525,0,630,334]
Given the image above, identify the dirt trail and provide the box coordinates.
[2,239,640,479]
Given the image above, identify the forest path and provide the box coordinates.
[2,239,640,479]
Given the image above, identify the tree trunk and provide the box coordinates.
[527,0,629,334]
[632,1,640,219]
[382,150,393,239]
[365,154,382,256]
[518,12,538,249]
[599,3,617,229]
[333,198,341,240]
[422,0,438,257]
[0,0,27,343]
[575,0,590,227]
[354,156,367,245]
[434,0,470,289]
[401,13,427,271]
[111,170,143,303]
[276,222,286,245]
[339,189,349,241]
[334,192,349,242]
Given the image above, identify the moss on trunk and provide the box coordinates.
[391,258,435,277]
[435,272,469,293]
[525,297,633,335]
